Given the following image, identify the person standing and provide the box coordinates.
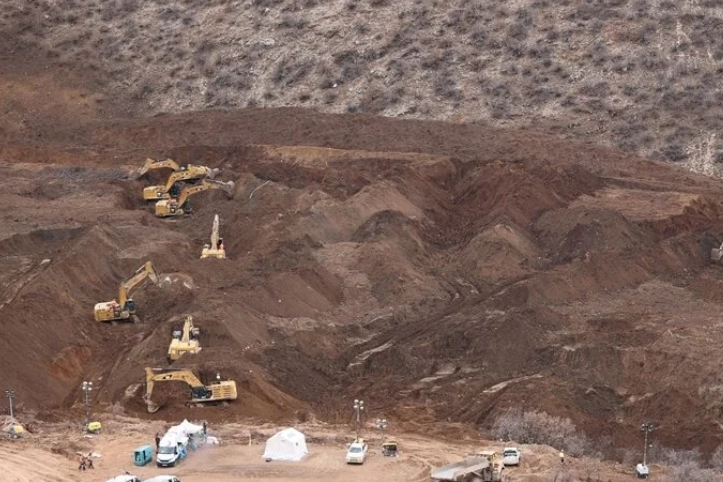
[155,432,161,450]
[78,453,86,471]
[86,453,94,469]
[559,450,565,464]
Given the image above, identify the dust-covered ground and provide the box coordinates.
[0,416,660,482]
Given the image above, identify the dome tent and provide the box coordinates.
[262,427,308,461]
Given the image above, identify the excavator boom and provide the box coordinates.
[137,158,181,177]
[201,214,226,259]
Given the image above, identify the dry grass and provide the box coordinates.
[4,1,723,169]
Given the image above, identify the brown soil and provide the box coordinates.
[3,45,723,462]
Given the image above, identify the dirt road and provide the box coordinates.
[0,420,642,482]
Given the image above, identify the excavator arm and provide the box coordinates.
[210,214,220,250]
[161,165,217,192]
[118,261,160,308]
[155,179,235,218]
[137,158,181,177]
[176,179,235,209]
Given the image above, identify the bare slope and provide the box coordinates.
[2,110,723,457]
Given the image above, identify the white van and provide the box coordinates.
[156,442,185,467]
[104,475,141,482]
[143,476,182,482]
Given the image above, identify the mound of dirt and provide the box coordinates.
[3,109,723,458]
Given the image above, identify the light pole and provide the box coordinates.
[5,390,15,423]
[376,418,388,444]
[353,399,364,441]
[641,423,654,466]
[82,381,93,430]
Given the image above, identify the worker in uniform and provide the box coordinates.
[559,450,565,464]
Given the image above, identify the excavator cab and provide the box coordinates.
[167,316,202,362]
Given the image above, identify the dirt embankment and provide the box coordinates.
[2,112,723,460]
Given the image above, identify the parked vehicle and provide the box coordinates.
[382,440,399,457]
[104,475,141,482]
[346,439,368,464]
[431,450,504,482]
[143,476,182,482]
[156,441,186,468]
[502,447,521,466]
[636,463,649,478]
[133,445,153,466]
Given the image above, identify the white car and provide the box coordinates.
[346,440,368,464]
[104,476,141,482]
[502,447,521,466]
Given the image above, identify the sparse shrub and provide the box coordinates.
[710,444,723,471]
[549,467,574,482]
[663,144,688,162]
[665,461,715,482]
[272,56,313,87]
[278,13,308,29]
[489,409,592,455]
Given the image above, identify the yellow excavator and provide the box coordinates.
[201,214,226,259]
[168,315,202,363]
[143,367,237,413]
[143,164,219,201]
[94,261,161,323]
[155,179,235,218]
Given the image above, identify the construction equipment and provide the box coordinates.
[167,315,201,363]
[712,241,723,261]
[143,165,219,201]
[431,451,504,482]
[94,261,161,323]
[382,441,399,457]
[201,214,226,259]
[143,367,237,413]
[7,423,24,439]
[155,180,235,218]
[137,158,182,177]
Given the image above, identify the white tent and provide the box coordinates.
[262,428,308,461]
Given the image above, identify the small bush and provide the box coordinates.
[489,409,592,456]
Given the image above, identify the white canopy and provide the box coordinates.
[262,428,308,461]
[159,419,204,448]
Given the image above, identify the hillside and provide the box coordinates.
[3,0,723,172]
[1,107,723,463]
[4,0,723,468]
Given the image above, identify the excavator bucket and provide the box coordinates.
[146,399,162,413]
[214,180,235,197]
